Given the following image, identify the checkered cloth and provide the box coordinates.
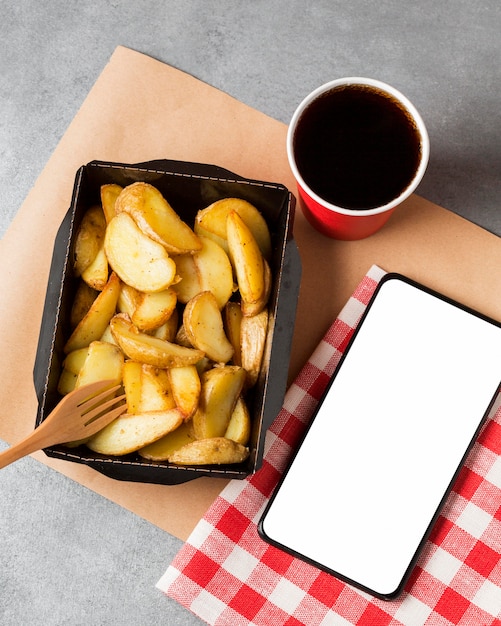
[157,265,501,626]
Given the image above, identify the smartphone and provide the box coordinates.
[258,273,501,600]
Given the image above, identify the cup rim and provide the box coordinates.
[286,77,430,217]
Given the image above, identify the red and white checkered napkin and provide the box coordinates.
[157,265,501,626]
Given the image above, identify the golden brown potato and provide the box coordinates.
[173,236,234,309]
[122,360,143,414]
[168,365,201,420]
[193,365,246,439]
[86,408,184,456]
[194,197,272,261]
[224,396,251,445]
[81,245,109,291]
[138,420,197,461]
[151,308,179,342]
[166,437,249,465]
[138,364,176,412]
[104,212,177,293]
[115,182,202,255]
[240,308,269,387]
[131,288,177,332]
[110,313,204,367]
[64,272,121,353]
[70,281,99,328]
[224,301,243,366]
[226,211,268,316]
[73,205,107,277]
[74,340,124,389]
[183,291,234,363]
[100,184,123,223]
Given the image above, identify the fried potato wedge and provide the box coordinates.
[75,340,124,388]
[241,308,269,387]
[81,245,109,291]
[110,313,204,367]
[62,347,89,375]
[227,211,268,316]
[100,183,123,223]
[64,272,121,353]
[115,182,202,255]
[173,236,234,309]
[183,291,234,363]
[167,437,249,466]
[57,368,78,396]
[194,197,272,261]
[224,396,251,445]
[138,364,176,412]
[132,288,177,331]
[241,258,272,317]
[105,212,177,293]
[86,408,184,456]
[117,282,139,317]
[122,360,143,414]
[224,301,243,366]
[73,205,107,277]
[138,420,196,460]
[70,281,99,328]
[151,308,178,342]
[168,365,201,420]
[193,365,245,439]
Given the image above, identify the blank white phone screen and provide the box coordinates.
[259,275,501,599]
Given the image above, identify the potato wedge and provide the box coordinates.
[138,420,197,461]
[193,365,245,439]
[183,291,234,363]
[117,282,139,317]
[74,341,124,389]
[194,197,272,261]
[122,361,143,414]
[57,368,78,396]
[167,437,249,465]
[62,347,89,375]
[241,308,269,387]
[115,182,202,254]
[64,272,121,353]
[81,245,109,291]
[101,183,123,223]
[70,281,99,328]
[58,347,89,396]
[227,211,268,316]
[138,364,176,412]
[151,309,178,342]
[224,396,251,445]
[224,301,243,366]
[132,288,177,331]
[110,313,204,367]
[241,258,272,317]
[86,408,184,456]
[73,205,107,277]
[173,236,234,309]
[168,365,201,420]
[105,212,177,293]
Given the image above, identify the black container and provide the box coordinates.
[33,159,301,484]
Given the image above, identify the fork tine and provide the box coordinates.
[83,404,128,436]
[74,380,120,405]
[78,383,122,413]
[83,394,126,425]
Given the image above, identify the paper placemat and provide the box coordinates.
[2,46,501,541]
[158,265,501,626]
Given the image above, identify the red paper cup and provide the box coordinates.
[287,78,429,240]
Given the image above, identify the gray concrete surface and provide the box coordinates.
[1,2,500,624]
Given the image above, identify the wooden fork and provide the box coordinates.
[0,380,126,469]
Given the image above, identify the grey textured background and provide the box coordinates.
[1,2,500,624]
